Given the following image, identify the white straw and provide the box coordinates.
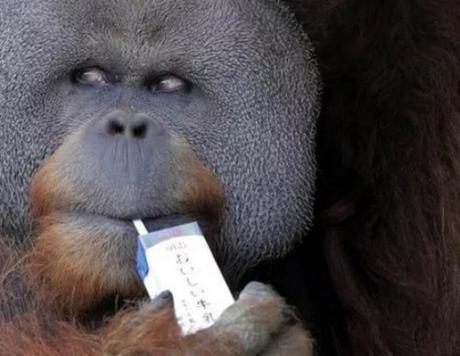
[133,219,149,236]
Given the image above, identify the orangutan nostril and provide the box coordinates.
[108,120,125,136]
[132,123,148,139]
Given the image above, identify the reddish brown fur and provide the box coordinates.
[30,213,143,313]
[0,240,98,355]
[30,153,145,313]
[29,154,76,219]
[178,148,226,224]
[0,241,193,355]
[286,0,460,355]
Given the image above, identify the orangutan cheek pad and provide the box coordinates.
[134,220,235,335]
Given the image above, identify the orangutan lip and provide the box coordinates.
[62,210,211,240]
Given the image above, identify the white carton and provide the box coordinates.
[134,220,234,335]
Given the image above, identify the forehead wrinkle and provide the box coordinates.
[84,21,163,74]
[62,0,304,82]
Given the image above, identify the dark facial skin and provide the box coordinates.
[0,0,319,290]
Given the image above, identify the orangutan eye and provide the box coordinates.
[73,67,109,86]
[150,75,190,93]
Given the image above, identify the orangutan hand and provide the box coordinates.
[103,282,313,356]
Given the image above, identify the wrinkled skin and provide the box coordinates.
[0,0,320,354]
